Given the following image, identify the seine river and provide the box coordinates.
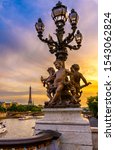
[0,118,37,139]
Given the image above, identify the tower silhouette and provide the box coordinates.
[28,86,32,105]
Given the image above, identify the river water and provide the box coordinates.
[0,118,37,139]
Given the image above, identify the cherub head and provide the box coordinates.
[54,60,63,69]
[71,64,80,72]
[47,67,55,75]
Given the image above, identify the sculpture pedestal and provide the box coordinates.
[35,108,93,150]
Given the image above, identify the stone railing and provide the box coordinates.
[0,130,61,150]
[91,127,98,150]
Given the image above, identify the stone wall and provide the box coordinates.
[35,108,93,150]
[91,127,98,150]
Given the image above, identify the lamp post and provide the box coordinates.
[35,1,82,67]
[35,1,85,108]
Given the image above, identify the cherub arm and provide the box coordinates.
[41,76,48,87]
[80,73,91,86]
[65,69,71,75]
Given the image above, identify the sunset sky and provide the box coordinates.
[0,0,98,106]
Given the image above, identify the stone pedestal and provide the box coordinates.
[35,108,93,150]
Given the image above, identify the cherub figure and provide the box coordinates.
[49,60,69,104]
[41,67,55,100]
[70,64,91,99]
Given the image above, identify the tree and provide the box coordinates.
[7,104,17,112]
[0,105,6,112]
[7,104,43,112]
[26,105,42,112]
[17,105,27,112]
[87,95,98,118]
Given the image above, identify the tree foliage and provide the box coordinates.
[7,104,17,112]
[87,95,98,118]
[7,104,42,112]
[0,105,6,112]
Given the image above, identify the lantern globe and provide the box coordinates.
[51,1,67,27]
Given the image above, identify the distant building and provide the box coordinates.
[3,102,12,108]
[28,86,33,105]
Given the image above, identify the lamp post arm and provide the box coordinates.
[38,36,56,45]
[66,44,80,50]
[38,35,58,54]
[63,28,76,45]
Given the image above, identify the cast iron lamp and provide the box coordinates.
[35,1,82,65]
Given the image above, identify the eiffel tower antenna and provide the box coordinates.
[28,86,32,105]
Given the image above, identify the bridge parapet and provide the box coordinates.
[0,130,61,150]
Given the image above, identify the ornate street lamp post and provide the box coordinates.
[35,1,82,67]
[35,1,90,108]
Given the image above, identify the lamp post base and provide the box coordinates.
[44,91,81,108]
[35,108,93,150]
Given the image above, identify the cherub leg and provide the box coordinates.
[49,84,64,104]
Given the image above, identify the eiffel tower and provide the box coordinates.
[28,86,32,105]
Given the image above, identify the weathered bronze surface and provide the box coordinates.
[35,1,91,108]
[41,61,91,108]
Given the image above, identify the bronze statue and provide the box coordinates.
[41,67,55,100]
[41,60,91,108]
[49,60,69,105]
[70,64,91,101]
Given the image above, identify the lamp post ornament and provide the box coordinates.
[35,1,91,108]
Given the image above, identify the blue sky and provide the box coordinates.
[0,0,98,105]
